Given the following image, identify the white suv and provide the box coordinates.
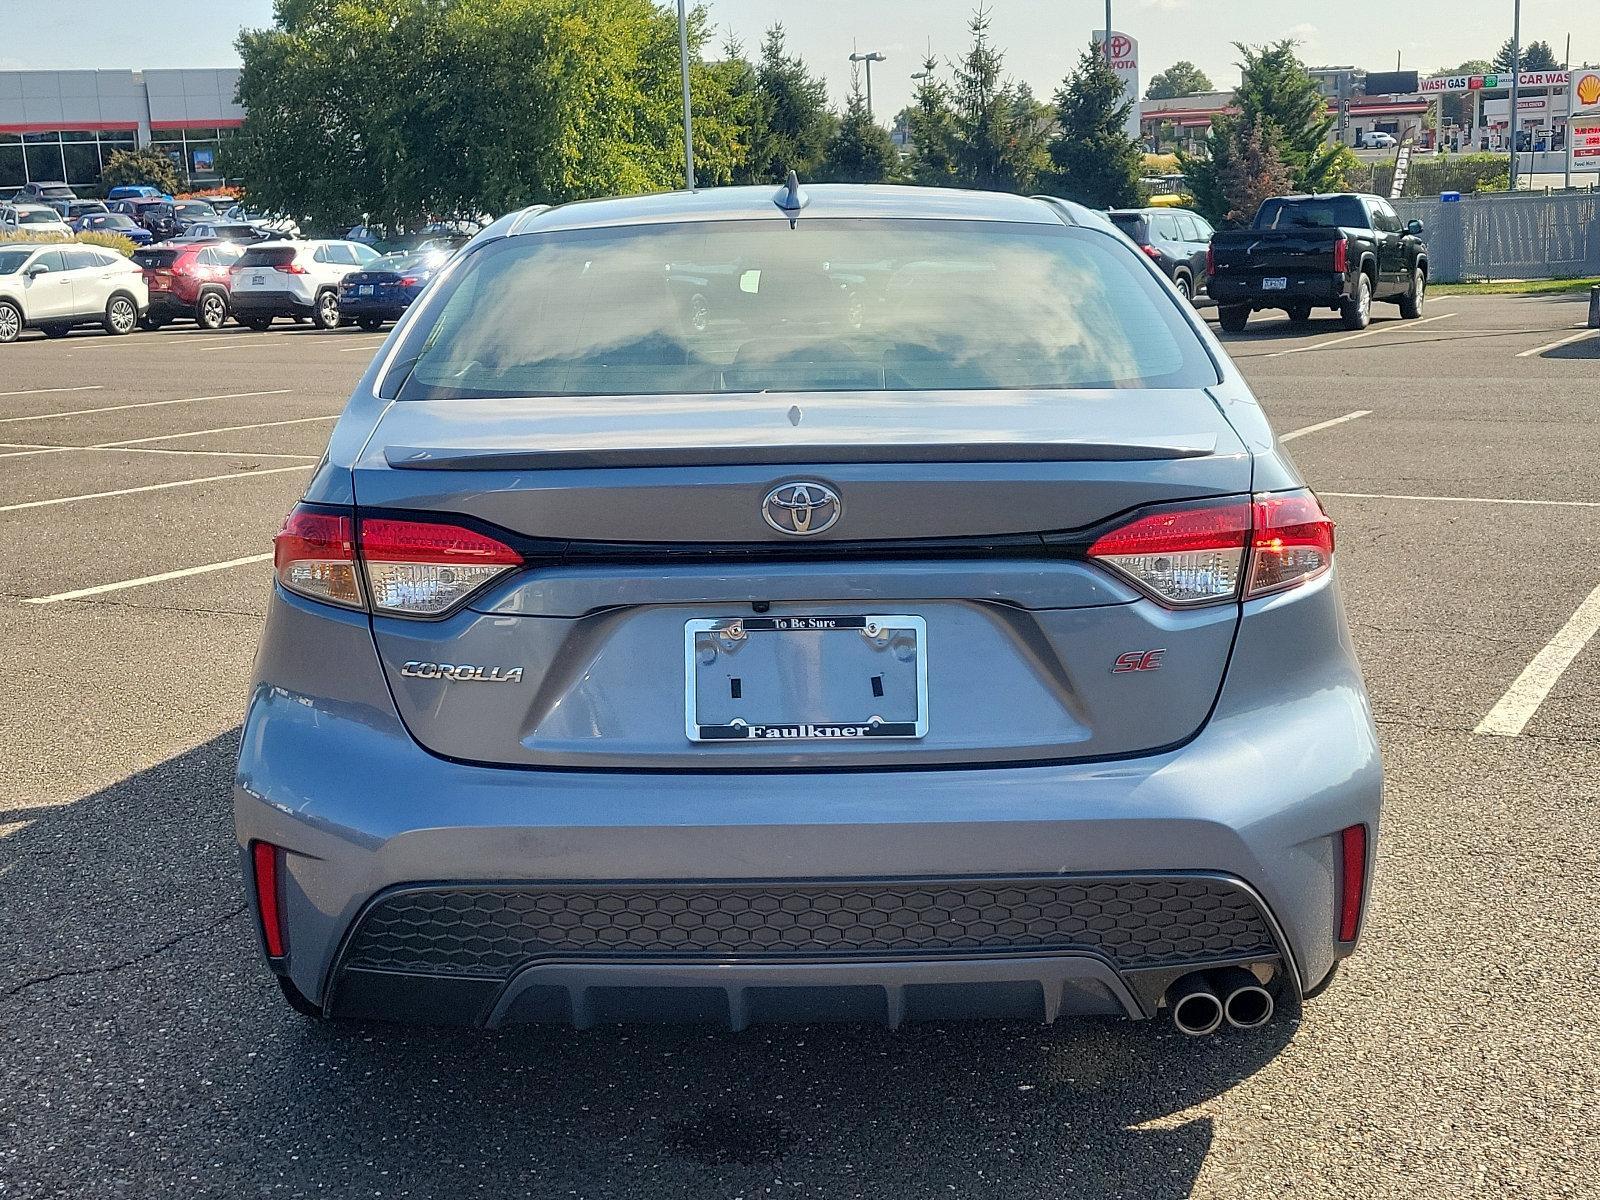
[0,202,74,239]
[0,243,148,343]
[228,239,382,329]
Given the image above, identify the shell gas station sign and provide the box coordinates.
[1572,71,1600,173]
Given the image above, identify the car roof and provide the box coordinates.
[507,184,1081,236]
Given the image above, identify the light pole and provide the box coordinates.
[850,51,887,118]
[677,0,694,190]
[1507,0,1521,190]
[1105,0,1113,66]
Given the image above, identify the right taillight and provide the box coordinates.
[1332,239,1348,274]
[272,505,523,618]
[1205,241,1216,276]
[1248,492,1335,597]
[1086,489,1334,608]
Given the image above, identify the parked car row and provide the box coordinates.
[0,230,457,342]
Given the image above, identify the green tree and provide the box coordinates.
[755,23,834,181]
[100,146,182,196]
[233,0,729,231]
[949,6,1048,192]
[1210,117,1295,225]
[1231,41,1340,190]
[821,70,897,183]
[1043,43,1143,208]
[1494,39,1559,71]
[1145,61,1214,100]
[905,52,959,186]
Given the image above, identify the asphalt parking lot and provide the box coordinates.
[2,296,1597,1198]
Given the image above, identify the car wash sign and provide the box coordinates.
[1422,70,1570,93]
[1092,30,1141,139]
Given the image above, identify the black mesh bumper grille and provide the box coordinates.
[341,877,1277,978]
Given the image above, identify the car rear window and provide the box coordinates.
[235,245,297,269]
[394,219,1218,399]
[1255,196,1369,230]
[133,249,181,269]
[1108,213,1146,239]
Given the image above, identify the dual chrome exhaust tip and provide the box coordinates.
[1167,967,1276,1036]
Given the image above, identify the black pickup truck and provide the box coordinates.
[1207,193,1428,332]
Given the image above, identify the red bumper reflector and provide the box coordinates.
[252,841,286,958]
[1338,824,1367,942]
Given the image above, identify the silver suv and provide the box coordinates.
[237,185,1381,1036]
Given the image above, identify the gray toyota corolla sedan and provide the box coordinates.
[236,183,1380,1036]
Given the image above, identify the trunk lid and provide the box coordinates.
[354,389,1254,769]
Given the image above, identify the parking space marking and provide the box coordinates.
[1321,491,1600,509]
[1265,312,1455,357]
[338,339,391,352]
[23,553,274,605]
[0,464,312,513]
[0,389,291,425]
[0,385,103,399]
[1515,330,1599,358]
[104,414,339,447]
[1280,410,1371,442]
[194,336,288,353]
[0,442,318,462]
[1474,581,1600,737]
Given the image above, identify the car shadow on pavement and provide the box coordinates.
[1,732,1297,1199]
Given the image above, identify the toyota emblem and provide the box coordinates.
[762,481,841,536]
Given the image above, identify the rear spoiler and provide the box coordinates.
[384,440,1217,471]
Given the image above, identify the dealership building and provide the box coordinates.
[0,68,242,193]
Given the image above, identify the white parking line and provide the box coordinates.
[104,414,338,447]
[1266,313,1455,357]
[0,442,318,462]
[1474,582,1600,737]
[338,339,391,352]
[1515,329,1599,358]
[23,553,274,605]
[0,464,312,513]
[0,414,336,460]
[0,385,104,398]
[0,389,291,425]
[194,335,286,353]
[1280,411,1371,442]
[1320,491,1600,509]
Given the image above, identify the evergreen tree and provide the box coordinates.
[1213,118,1295,224]
[1230,41,1341,192]
[905,52,959,186]
[1146,61,1214,100]
[821,70,897,184]
[1043,43,1144,208]
[1493,38,1559,72]
[949,6,1048,192]
[755,24,834,181]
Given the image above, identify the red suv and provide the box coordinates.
[132,243,244,330]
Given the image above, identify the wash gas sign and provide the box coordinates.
[1092,30,1141,139]
[1421,70,1571,92]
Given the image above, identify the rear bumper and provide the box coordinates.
[1209,273,1347,308]
[230,288,314,317]
[336,295,407,319]
[146,291,201,320]
[235,573,1381,1027]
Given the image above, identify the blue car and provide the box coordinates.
[73,212,154,245]
[106,184,174,203]
[335,248,451,329]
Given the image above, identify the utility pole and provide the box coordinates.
[1508,0,1521,190]
[676,0,694,190]
[1563,32,1573,190]
[849,51,887,118]
[1105,0,1113,66]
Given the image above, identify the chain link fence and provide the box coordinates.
[1394,191,1600,283]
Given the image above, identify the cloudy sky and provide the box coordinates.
[1,0,1589,118]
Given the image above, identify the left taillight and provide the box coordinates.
[273,505,523,618]
[360,516,523,616]
[274,508,363,609]
[1086,489,1335,608]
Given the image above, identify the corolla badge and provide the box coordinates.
[401,661,524,683]
[763,481,841,536]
